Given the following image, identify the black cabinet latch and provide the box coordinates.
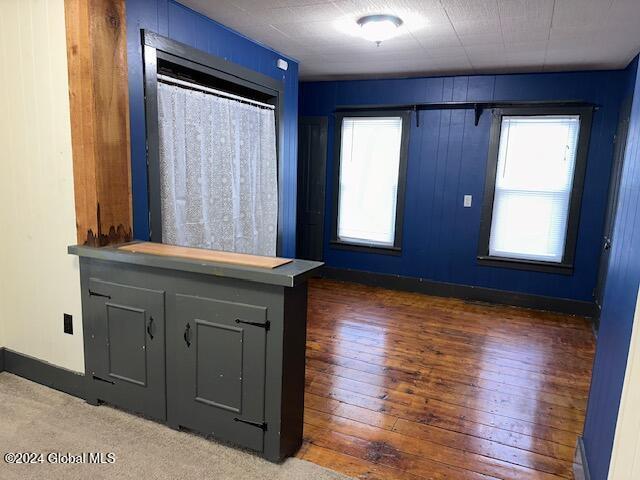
[88,290,111,299]
[235,319,270,331]
[233,417,267,431]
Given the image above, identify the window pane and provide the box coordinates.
[338,117,403,246]
[489,115,580,263]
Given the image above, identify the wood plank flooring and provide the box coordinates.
[297,279,595,480]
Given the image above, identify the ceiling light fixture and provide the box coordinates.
[357,14,403,46]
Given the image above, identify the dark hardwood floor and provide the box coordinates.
[297,279,595,480]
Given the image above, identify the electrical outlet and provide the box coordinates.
[64,314,73,335]
[464,195,472,207]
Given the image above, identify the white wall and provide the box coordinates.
[0,0,84,372]
[608,287,640,479]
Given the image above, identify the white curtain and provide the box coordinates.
[157,82,278,256]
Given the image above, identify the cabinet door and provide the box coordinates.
[86,278,166,420]
[170,294,267,452]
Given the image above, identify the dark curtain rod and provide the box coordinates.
[335,100,597,127]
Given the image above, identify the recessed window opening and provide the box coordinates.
[332,112,410,253]
[143,33,285,257]
[478,106,593,274]
[490,115,580,262]
[156,76,278,256]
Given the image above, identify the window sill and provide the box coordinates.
[330,240,402,256]
[477,255,574,275]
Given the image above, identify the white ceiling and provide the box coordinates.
[180,0,640,81]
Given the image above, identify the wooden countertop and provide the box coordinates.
[68,242,323,287]
[118,242,293,269]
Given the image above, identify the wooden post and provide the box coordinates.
[65,0,133,246]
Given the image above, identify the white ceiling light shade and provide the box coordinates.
[357,14,403,45]
[332,11,424,47]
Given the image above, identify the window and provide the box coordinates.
[478,107,593,274]
[332,112,410,253]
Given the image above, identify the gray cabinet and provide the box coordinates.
[169,295,268,452]
[84,279,166,420]
[71,244,322,462]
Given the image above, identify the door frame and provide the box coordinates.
[296,116,328,261]
[595,96,633,315]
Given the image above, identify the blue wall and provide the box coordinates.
[300,71,628,301]
[583,57,640,480]
[126,0,299,257]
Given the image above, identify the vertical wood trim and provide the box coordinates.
[64,0,132,246]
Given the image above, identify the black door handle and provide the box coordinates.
[184,323,191,347]
[147,316,154,340]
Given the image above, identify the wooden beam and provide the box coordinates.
[65,0,132,246]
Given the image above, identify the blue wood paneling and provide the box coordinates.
[300,70,628,301]
[126,0,299,257]
[583,57,640,480]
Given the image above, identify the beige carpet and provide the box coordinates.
[0,372,350,480]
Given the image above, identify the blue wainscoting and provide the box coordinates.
[583,57,640,480]
[126,0,299,257]
[300,70,628,301]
